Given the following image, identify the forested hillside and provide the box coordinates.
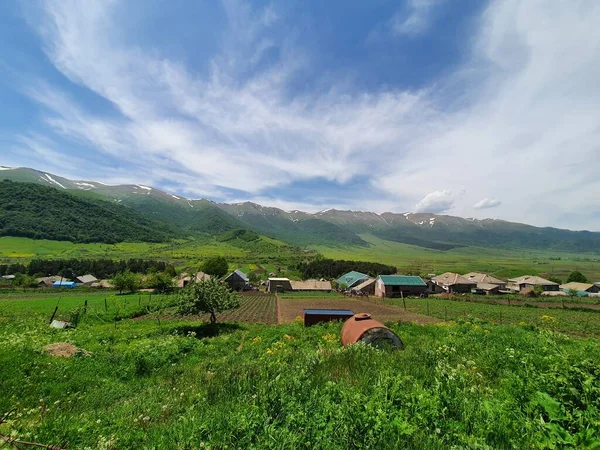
[0,181,177,243]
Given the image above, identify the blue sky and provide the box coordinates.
[1,0,599,230]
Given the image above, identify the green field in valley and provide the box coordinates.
[315,234,600,281]
[1,289,600,449]
[3,234,600,282]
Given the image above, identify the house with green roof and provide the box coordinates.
[375,275,427,298]
[335,271,372,289]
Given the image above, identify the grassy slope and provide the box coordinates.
[1,304,599,448]
[0,181,177,243]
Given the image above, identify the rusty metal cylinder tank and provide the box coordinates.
[341,313,404,349]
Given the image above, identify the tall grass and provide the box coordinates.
[1,312,599,448]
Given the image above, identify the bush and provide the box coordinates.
[566,271,588,283]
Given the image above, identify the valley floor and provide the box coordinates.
[1,290,599,448]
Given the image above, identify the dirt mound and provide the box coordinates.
[43,342,90,358]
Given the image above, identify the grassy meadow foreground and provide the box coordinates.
[1,291,600,449]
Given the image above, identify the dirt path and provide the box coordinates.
[278,297,440,324]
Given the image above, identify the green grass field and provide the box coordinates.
[1,290,600,448]
[3,235,600,283]
[384,297,600,337]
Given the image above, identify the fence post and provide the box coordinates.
[427,302,430,316]
[444,307,447,322]
[83,300,88,315]
[49,306,59,324]
[104,298,108,312]
[401,291,406,310]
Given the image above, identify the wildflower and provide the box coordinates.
[266,348,274,355]
[96,419,101,424]
[252,336,262,344]
[322,333,337,344]
[484,329,490,334]
[143,416,151,422]
[283,334,293,341]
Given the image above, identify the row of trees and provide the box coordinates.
[298,259,397,279]
[0,259,176,279]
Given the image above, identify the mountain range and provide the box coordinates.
[2,166,600,253]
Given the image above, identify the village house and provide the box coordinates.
[507,276,559,292]
[289,280,332,292]
[431,273,476,294]
[335,271,372,289]
[560,282,600,294]
[36,275,66,288]
[463,272,507,290]
[90,279,113,289]
[266,278,293,292]
[374,275,427,298]
[177,272,211,288]
[76,274,98,285]
[223,270,249,292]
[267,278,332,292]
[354,278,376,295]
[470,283,502,295]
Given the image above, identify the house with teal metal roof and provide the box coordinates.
[375,275,427,298]
[335,271,372,289]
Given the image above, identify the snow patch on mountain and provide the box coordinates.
[44,174,66,189]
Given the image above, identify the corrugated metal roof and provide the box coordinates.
[336,271,371,287]
[77,274,98,284]
[225,270,249,282]
[290,280,332,290]
[377,275,426,286]
[304,309,354,315]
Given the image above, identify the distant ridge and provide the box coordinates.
[2,166,600,253]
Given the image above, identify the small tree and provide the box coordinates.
[164,265,177,278]
[248,272,260,285]
[147,271,175,294]
[202,257,229,278]
[547,276,562,285]
[566,271,588,283]
[178,279,240,324]
[113,270,139,294]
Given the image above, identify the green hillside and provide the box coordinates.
[0,181,178,244]
[3,167,600,255]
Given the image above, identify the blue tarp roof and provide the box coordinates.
[53,281,76,287]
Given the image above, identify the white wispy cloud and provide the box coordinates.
[391,0,445,36]
[473,198,501,209]
[10,0,600,230]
